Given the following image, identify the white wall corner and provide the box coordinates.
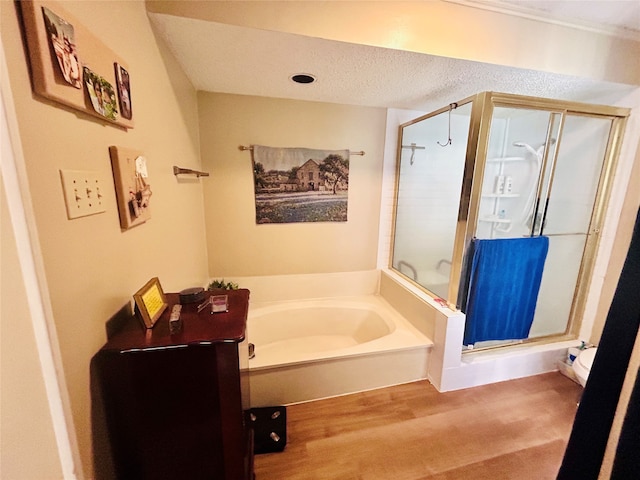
[428,310,465,391]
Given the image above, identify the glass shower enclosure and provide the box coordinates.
[391,92,629,349]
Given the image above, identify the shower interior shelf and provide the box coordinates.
[481,155,524,224]
[480,216,512,223]
[482,193,520,198]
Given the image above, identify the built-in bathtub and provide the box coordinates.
[227,269,574,400]
[248,295,433,406]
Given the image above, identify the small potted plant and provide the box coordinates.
[207,279,239,291]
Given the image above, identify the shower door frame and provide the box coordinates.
[450,92,629,345]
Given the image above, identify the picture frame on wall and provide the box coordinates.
[109,146,152,230]
[133,277,168,329]
[115,62,132,120]
[41,5,81,89]
[83,66,118,121]
[18,0,134,129]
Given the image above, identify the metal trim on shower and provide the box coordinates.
[528,112,565,237]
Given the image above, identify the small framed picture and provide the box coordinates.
[133,277,168,329]
[115,63,132,120]
[42,6,81,89]
[109,146,152,230]
[211,295,229,313]
[83,66,119,121]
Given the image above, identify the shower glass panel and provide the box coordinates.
[530,115,613,337]
[476,107,559,240]
[391,102,472,298]
[542,115,612,236]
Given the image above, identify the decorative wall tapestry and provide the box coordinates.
[251,145,350,224]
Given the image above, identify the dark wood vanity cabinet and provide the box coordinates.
[93,289,253,480]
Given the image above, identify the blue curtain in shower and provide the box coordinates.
[462,236,549,345]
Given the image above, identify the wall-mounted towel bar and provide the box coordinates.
[173,166,209,178]
[239,145,365,156]
[402,143,426,165]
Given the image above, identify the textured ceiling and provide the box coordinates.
[148,1,639,114]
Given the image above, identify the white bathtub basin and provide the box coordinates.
[247,295,433,406]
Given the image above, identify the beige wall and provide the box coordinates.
[2,0,208,476]
[198,92,386,277]
[1,178,65,479]
[592,138,640,344]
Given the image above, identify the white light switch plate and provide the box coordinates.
[60,169,107,219]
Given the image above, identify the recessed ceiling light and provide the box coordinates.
[290,74,316,84]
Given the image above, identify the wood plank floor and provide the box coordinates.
[253,372,582,480]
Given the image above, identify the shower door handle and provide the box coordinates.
[530,198,541,237]
[529,196,549,237]
[539,197,550,236]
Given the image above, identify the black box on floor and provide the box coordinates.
[250,406,287,454]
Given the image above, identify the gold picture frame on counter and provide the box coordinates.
[133,277,167,329]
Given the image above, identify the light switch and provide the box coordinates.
[60,169,107,219]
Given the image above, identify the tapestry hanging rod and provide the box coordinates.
[173,166,209,177]
[238,145,365,156]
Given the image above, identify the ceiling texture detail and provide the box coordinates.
[148,0,640,113]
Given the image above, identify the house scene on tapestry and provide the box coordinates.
[251,145,350,224]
